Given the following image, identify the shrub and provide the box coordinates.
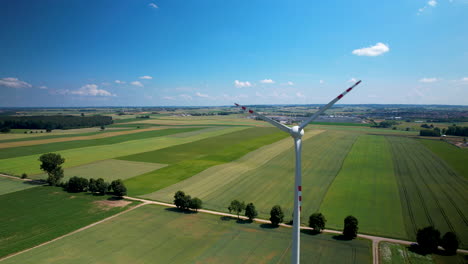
[21,173,28,179]
[110,179,127,197]
[66,176,89,192]
[416,226,440,254]
[440,232,458,255]
[343,215,358,239]
[309,213,326,232]
[245,203,258,221]
[269,205,284,226]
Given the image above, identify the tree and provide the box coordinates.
[89,178,98,193]
[174,191,186,209]
[309,213,326,232]
[95,178,109,195]
[343,215,358,239]
[189,197,202,212]
[39,153,66,186]
[21,173,28,179]
[0,127,11,133]
[416,226,440,253]
[245,203,258,221]
[110,179,127,197]
[440,232,459,255]
[66,176,89,192]
[228,200,245,219]
[100,126,105,130]
[269,205,284,226]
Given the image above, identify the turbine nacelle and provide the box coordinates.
[290,126,304,139]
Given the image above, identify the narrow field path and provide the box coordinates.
[0,202,147,262]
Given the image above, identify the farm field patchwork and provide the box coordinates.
[379,242,466,264]
[121,127,288,195]
[145,130,358,223]
[0,177,37,196]
[0,127,128,141]
[387,136,468,247]
[1,205,372,264]
[0,186,136,258]
[0,127,203,158]
[419,139,468,179]
[0,126,246,176]
[32,159,166,181]
[320,135,406,238]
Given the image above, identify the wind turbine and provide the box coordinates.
[235,80,361,264]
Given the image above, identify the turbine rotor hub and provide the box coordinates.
[290,126,304,138]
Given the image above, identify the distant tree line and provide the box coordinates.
[420,128,441,137]
[445,125,468,137]
[0,115,113,130]
[190,112,234,116]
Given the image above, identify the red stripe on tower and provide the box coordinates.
[299,196,302,201]
[346,87,352,92]
[241,106,246,110]
[337,94,344,99]
[235,103,239,106]
[249,110,254,114]
[300,206,302,212]
[298,186,302,191]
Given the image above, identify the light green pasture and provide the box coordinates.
[320,135,406,238]
[0,177,37,196]
[2,205,372,264]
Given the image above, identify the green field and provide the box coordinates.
[419,139,468,179]
[144,130,358,223]
[121,127,288,195]
[379,242,466,264]
[388,136,468,247]
[32,159,166,181]
[0,177,38,196]
[0,126,246,176]
[320,135,406,238]
[1,205,372,264]
[0,186,136,258]
[0,127,203,159]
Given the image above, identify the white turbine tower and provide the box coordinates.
[235,80,361,264]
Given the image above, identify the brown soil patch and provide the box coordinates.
[0,127,169,149]
[93,200,131,211]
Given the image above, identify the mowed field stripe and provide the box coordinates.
[121,127,289,196]
[387,136,468,247]
[319,135,406,239]
[142,130,324,201]
[0,126,247,176]
[144,130,358,222]
[0,127,172,149]
[419,139,468,179]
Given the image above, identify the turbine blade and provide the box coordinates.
[299,80,361,130]
[234,103,291,134]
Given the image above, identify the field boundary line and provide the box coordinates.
[0,202,147,262]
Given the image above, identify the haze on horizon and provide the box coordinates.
[1,0,467,107]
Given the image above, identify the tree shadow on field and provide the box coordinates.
[107,196,123,201]
[23,180,46,186]
[301,229,321,236]
[236,219,251,224]
[220,216,233,221]
[165,207,196,214]
[332,235,354,241]
[260,223,279,229]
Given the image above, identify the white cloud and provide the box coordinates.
[348,78,357,83]
[418,0,437,14]
[139,75,153,80]
[195,92,210,98]
[234,80,252,88]
[179,94,192,100]
[39,86,48,89]
[149,3,158,8]
[287,81,294,86]
[260,79,275,84]
[419,77,439,83]
[163,96,175,100]
[115,80,125,84]
[69,84,114,96]
[131,81,144,87]
[0,77,32,88]
[319,80,325,84]
[461,77,468,82]
[352,42,389,56]
[296,92,305,98]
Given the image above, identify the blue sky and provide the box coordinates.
[1,0,467,107]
